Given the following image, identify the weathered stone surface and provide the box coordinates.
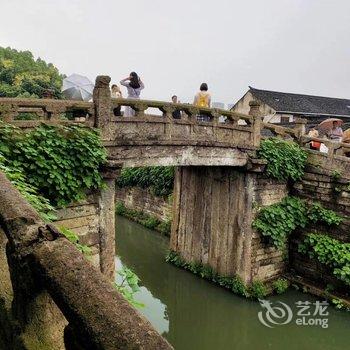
[116,187,172,222]
[0,170,170,349]
[291,168,350,294]
[106,143,250,167]
[170,167,287,284]
[55,204,98,221]
[99,179,116,281]
[31,238,172,350]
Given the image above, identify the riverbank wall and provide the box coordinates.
[116,187,172,222]
[290,165,350,298]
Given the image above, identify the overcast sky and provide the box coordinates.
[1,0,350,104]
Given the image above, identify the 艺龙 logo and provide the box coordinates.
[258,299,293,328]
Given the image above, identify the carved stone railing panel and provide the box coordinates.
[0,98,95,127]
[261,122,299,141]
[110,98,256,148]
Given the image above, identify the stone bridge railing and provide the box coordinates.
[0,97,95,127]
[1,76,350,169]
[0,172,172,349]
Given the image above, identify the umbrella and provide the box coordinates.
[318,118,343,131]
[342,128,350,143]
[62,74,94,101]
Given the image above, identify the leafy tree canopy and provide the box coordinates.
[0,46,64,98]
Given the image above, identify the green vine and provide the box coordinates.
[258,138,307,181]
[299,233,350,286]
[0,122,106,207]
[116,166,174,196]
[253,196,342,249]
[0,150,56,221]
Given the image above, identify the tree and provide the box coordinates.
[0,46,64,98]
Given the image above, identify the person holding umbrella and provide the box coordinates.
[327,120,343,141]
[318,118,344,142]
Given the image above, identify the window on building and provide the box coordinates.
[280,116,290,124]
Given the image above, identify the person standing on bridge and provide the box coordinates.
[111,84,123,116]
[171,95,182,119]
[120,72,145,117]
[193,83,211,121]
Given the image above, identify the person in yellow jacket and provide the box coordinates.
[193,83,211,121]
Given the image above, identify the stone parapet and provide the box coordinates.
[0,171,172,349]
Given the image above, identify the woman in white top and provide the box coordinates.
[120,72,145,117]
[193,83,211,121]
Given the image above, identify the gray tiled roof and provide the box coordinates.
[249,87,350,116]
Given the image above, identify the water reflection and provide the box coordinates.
[115,215,350,350]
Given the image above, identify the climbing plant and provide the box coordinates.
[0,150,56,221]
[116,166,174,196]
[258,138,307,181]
[299,233,350,286]
[253,196,342,249]
[0,122,107,207]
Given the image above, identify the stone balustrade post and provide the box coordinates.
[98,165,121,281]
[93,75,112,140]
[249,100,262,147]
[294,117,307,140]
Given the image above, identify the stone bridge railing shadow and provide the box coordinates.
[0,172,172,349]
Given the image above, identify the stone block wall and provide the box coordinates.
[250,177,289,282]
[116,187,172,222]
[290,165,350,292]
[55,192,101,268]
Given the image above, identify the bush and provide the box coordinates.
[273,278,289,294]
[258,138,307,181]
[249,280,268,299]
[116,166,174,196]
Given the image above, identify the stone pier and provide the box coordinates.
[170,166,288,284]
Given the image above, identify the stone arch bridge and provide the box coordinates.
[1,75,350,349]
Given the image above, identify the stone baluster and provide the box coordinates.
[132,102,147,117]
[186,107,199,121]
[160,105,176,120]
[46,104,67,121]
[249,100,262,147]
[294,117,307,140]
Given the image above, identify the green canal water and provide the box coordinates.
[115,216,350,350]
